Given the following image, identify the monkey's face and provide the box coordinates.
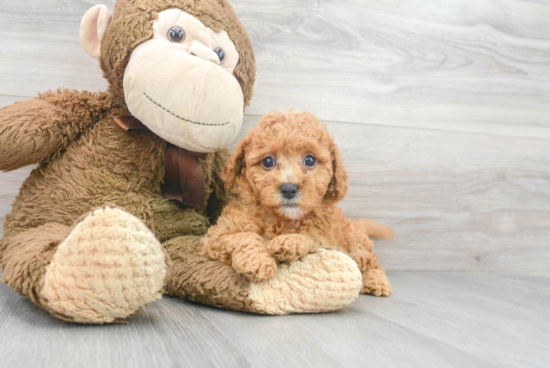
[123,9,243,153]
[80,2,256,153]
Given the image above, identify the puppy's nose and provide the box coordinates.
[280,183,299,200]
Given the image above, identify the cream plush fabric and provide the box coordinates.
[248,249,363,315]
[42,207,167,324]
[80,5,113,59]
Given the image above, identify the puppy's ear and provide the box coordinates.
[324,138,348,204]
[222,135,250,189]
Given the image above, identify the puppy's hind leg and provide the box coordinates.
[344,222,392,297]
[362,261,393,297]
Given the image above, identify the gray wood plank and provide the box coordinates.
[237,0,550,139]
[0,272,548,368]
[0,0,115,22]
[0,0,548,139]
[0,18,108,97]
[353,272,550,368]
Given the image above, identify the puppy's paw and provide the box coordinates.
[232,251,278,282]
[361,268,392,297]
[267,234,310,263]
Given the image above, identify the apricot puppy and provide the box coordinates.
[200,110,393,296]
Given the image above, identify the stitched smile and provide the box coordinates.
[144,93,230,127]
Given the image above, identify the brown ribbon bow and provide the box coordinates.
[114,115,207,210]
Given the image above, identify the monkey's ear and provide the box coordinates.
[80,5,113,59]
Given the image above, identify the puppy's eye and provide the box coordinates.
[213,47,225,63]
[168,26,185,43]
[262,156,276,169]
[303,155,317,168]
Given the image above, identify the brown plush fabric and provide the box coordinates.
[0,90,110,171]
[0,0,253,322]
[0,224,69,308]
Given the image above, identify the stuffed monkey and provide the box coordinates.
[0,0,362,324]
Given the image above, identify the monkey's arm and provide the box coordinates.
[0,89,109,171]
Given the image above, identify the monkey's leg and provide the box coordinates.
[1,206,167,323]
[163,236,363,315]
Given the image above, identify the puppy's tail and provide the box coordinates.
[358,219,395,240]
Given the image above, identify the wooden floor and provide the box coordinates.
[0,272,548,368]
[0,0,549,367]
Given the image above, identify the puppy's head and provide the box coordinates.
[223,110,348,220]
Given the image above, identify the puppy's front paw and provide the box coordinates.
[361,269,392,297]
[232,250,277,282]
[267,234,310,263]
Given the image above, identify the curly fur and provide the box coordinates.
[200,110,393,296]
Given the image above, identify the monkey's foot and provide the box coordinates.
[41,207,167,323]
[361,268,392,297]
[248,249,363,314]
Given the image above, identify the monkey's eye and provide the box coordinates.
[168,27,185,43]
[213,47,225,63]
[262,156,276,169]
[303,155,317,168]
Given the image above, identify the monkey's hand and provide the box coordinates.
[0,89,109,171]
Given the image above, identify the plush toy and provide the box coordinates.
[0,0,363,324]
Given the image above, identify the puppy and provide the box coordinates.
[200,110,393,296]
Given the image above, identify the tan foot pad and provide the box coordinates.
[248,249,362,315]
[42,207,167,323]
